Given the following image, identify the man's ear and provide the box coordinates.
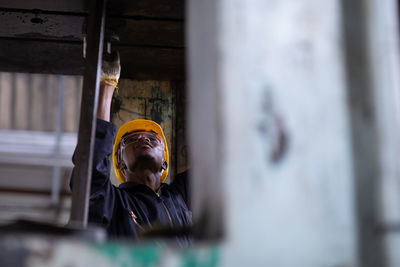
[118,160,127,176]
[118,160,126,170]
[161,160,168,171]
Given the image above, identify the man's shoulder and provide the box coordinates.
[96,119,118,134]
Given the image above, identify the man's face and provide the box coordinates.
[118,130,166,181]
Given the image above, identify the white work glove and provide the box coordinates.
[101,50,121,87]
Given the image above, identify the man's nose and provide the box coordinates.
[137,135,150,142]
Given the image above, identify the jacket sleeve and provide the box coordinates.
[70,119,118,225]
[170,169,191,210]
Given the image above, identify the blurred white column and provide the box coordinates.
[188,0,359,266]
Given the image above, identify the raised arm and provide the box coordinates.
[97,51,120,121]
[70,51,121,225]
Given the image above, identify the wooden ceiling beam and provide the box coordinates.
[0,0,184,19]
[0,39,184,79]
[0,0,185,79]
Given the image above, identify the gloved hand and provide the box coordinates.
[100,50,120,87]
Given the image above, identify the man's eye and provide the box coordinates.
[125,136,137,143]
[149,137,159,143]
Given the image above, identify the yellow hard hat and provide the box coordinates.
[112,119,169,183]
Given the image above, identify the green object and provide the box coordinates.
[93,242,161,267]
[92,242,220,267]
[180,246,220,267]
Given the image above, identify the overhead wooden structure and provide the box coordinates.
[0,0,185,80]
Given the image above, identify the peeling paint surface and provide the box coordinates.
[188,0,359,266]
[219,0,357,266]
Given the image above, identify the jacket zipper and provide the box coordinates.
[156,192,184,247]
[129,210,145,231]
[156,192,173,227]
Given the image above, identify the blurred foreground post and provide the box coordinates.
[69,0,107,228]
[188,0,400,266]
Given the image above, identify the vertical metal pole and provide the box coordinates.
[69,0,107,228]
[51,76,65,206]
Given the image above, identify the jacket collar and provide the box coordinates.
[119,181,167,193]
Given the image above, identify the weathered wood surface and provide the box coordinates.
[0,40,84,75]
[118,46,184,79]
[0,0,184,79]
[0,73,82,132]
[107,18,184,48]
[0,0,87,13]
[106,0,184,19]
[0,0,184,19]
[0,39,183,79]
[0,10,84,41]
[0,11,184,47]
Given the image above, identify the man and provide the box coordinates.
[71,52,191,245]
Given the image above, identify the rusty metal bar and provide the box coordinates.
[69,0,106,228]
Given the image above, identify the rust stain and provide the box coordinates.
[258,87,289,164]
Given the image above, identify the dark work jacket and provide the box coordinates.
[71,119,192,245]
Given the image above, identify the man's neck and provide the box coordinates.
[124,168,161,192]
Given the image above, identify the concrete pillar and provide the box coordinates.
[187,0,400,265]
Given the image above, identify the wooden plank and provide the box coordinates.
[26,74,33,130]
[0,39,183,79]
[64,77,75,133]
[0,0,87,13]
[0,11,184,47]
[0,2,185,78]
[46,75,59,131]
[119,45,184,79]
[10,73,16,129]
[0,0,184,19]
[107,18,184,47]
[14,73,29,130]
[0,39,84,75]
[0,72,12,129]
[107,0,184,19]
[31,74,46,131]
[64,76,81,133]
[0,10,85,41]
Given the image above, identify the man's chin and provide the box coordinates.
[136,154,154,161]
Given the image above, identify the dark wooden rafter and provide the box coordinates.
[0,39,184,79]
[0,0,184,18]
[0,0,185,79]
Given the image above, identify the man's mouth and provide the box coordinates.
[135,142,152,149]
